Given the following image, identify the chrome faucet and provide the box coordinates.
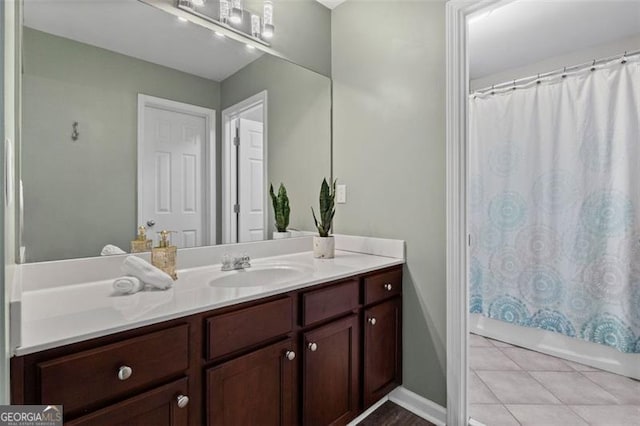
[221,254,251,271]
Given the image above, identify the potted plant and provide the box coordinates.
[311,178,336,258]
[270,183,291,239]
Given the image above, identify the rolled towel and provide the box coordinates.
[101,244,126,256]
[121,255,173,290]
[113,276,144,294]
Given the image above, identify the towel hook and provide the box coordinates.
[590,59,596,72]
[490,85,495,96]
[71,122,79,141]
[621,51,628,64]
[536,74,541,85]
[562,67,567,79]
[512,80,517,91]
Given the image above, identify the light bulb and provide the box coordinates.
[262,0,274,39]
[230,0,243,24]
[251,14,261,37]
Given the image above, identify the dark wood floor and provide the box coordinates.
[357,401,435,426]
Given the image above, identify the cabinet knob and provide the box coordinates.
[176,394,189,408]
[308,342,318,352]
[384,283,393,291]
[285,350,296,361]
[117,365,133,381]
[368,317,377,325]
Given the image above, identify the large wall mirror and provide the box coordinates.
[19,0,331,262]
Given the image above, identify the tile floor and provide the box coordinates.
[469,333,640,426]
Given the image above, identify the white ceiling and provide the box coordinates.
[469,0,640,79]
[24,0,263,82]
[315,0,347,10]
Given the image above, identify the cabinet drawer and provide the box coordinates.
[206,297,293,360]
[364,268,402,305]
[66,377,189,426]
[302,280,359,326]
[38,325,189,415]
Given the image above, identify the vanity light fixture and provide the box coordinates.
[230,0,243,24]
[219,0,230,23]
[179,0,274,44]
[262,0,274,39]
[251,14,261,38]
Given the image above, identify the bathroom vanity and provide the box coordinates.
[10,243,403,426]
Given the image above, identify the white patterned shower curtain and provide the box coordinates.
[469,56,640,353]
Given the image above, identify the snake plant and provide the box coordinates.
[311,178,336,237]
[269,183,290,232]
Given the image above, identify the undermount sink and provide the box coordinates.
[209,263,314,288]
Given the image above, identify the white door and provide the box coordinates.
[140,103,208,248]
[238,118,265,242]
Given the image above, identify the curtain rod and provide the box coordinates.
[472,49,640,97]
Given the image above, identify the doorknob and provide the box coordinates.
[146,220,156,227]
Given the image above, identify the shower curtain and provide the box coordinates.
[469,56,640,353]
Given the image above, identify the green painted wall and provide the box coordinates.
[22,28,221,262]
[221,54,331,236]
[331,1,447,406]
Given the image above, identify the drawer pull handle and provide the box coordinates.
[117,365,133,381]
[176,394,189,408]
[308,342,318,352]
[384,283,393,291]
[368,317,377,325]
[285,350,296,361]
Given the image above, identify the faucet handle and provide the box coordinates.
[241,253,251,268]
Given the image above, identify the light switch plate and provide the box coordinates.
[336,184,346,204]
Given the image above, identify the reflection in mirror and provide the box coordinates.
[21,0,331,262]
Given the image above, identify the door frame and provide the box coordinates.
[221,90,268,244]
[137,94,217,246]
[445,1,513,425]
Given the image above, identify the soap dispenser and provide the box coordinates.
[152,230,178,280]
[130,225,152,253]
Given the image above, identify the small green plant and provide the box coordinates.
[269,183,290,232]
[311,178,336,237]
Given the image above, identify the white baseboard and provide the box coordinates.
[346,396,389,426]
[388,386,447,426]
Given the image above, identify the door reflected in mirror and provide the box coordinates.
[20,0,331,262]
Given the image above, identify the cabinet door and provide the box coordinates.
[363,298,402,408]
[207,339,297,426]
[303,315,359,426]
[65,378,189,426]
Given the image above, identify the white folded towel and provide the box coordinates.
[113,276,144,294]
[121,256,173,290]
[101,244,126,256]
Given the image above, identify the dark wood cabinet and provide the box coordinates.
[12,265,403,426]
[65,378,189,426]
[363,298,402,408]
[206,339,297,426]
[302,315,360,426]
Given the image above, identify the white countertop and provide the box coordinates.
[15,248,404,356]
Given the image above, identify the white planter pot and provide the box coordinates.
[313,236,335,259]
[272,231,291,240]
